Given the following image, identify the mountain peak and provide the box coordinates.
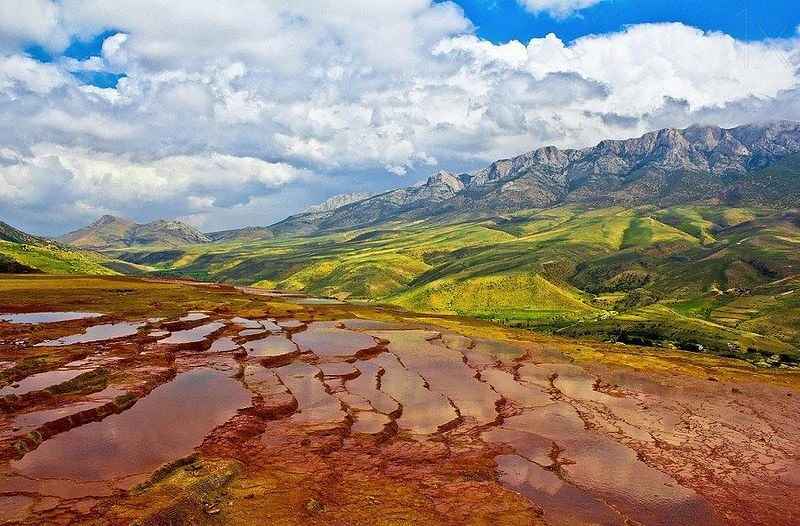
[426,170,466,193]
[60,216,210,249]
[91,215,134,227]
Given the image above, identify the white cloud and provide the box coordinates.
[0,0,68,52]
[32,109,137,140]
[0,145,312,231]
[517,0,605,19]
[0,54,68,95]
[0,2,798,233]
[521,25,797,112]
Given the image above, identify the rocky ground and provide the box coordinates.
[0,275,798,525]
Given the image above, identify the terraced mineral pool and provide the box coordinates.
[350,411,392,435]
[232,317,282,332]
[5,401,107,438]
[484,402,713,526]
[238,328,268,338]
[0,312,103,324]
[370,330,499,426]
[10,368,250,482]
[231,317,263,329]
[35,322,144,346]
[495,454,625,525]
[178,312,209,322]
[292,327,379,358]
[160,322,225,345]
[370,353,458,434]
[479,369,553,408]
[274,363,346,426]
[245,335,298,359]
[346,360,400,415]
[0,368,91,396]
[319,362,359,378]
[207,337,241,353]
[277,319,305,329]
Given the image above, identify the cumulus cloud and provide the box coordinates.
[0,0,68,52]
[516,0,605,19]
[0,145,311,233]
[0,1,798,234]
[0,55,68,95]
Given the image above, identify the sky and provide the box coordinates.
[1,1,799,235]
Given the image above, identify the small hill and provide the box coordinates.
[0,221,42,245]
[60,215,211,250]
[0,220,124,275]
[60,215,135,248]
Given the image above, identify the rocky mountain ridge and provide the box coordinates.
[305,192,374,213]
[59,121,800,243]
[267,121,800,236]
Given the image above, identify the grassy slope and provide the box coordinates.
[101,203,800,361]
[0,240,120,275]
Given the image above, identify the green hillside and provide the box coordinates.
[0,221,143,276]
[0,240,125,275]
[101,204,800,364]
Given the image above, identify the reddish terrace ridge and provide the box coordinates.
[0,275,798,525]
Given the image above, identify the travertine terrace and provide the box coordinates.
[0,276,798,525]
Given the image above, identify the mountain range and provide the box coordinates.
[257,120,800,238]
[54,121,800,248]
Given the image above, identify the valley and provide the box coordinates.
[104,204,800,366]
[4,123,800,367]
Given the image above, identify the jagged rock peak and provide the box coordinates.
[305,192,373,213]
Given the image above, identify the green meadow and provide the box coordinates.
[0,240,121,275]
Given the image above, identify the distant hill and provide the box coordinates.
[60,215,211,249]
[207,226,274,243]
[207,192,374,242]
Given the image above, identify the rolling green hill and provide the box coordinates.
[101,204,800,365]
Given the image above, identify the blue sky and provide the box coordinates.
[454,0,799,43]
[1,1,799,234]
